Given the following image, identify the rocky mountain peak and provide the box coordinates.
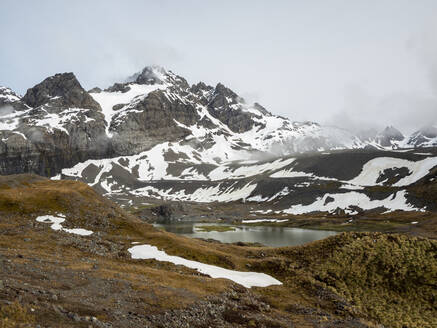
[130,65,167,85]
[190,82,213,94]
[22,72,101,111]
[213,83,239,102]
[126,65,189,90]
[380,126,404,139]
[375,126,404,147]
[381,126,404,137]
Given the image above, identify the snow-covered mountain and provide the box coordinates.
[0,66,372,175]
[1,65,437,216]
[405,125,437,148]
[87,65,373,159]
[1,65,435,174]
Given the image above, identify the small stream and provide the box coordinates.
[154,222,338,247]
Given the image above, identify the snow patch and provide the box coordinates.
[283,190,420,215]
[348,157,437,187]
[132,182,256,203]
[242,219,288,223]
[36,215,93,236]
[128,244,282,288]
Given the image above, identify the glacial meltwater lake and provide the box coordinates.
[154,223,338,247]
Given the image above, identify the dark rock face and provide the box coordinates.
[152,203,187,223]
[190,82,261,133]
[0,123,110,177]
[104,83,131,93]
[376,167,411,185]
[0,74,110,177]
[110,90,198,154]
[22,73,101,112]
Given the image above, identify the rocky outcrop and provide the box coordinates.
[205,83,261,133]
[22,72,101,112]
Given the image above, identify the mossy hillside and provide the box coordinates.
[264,233,437,328]
[316,234,436,328]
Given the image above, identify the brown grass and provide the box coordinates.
[0,301,35,328]
[1,175,436,328]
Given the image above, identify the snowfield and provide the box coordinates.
[128,244,282,288]
[348,157,437,187]
[208,158,295,181]
[132,182,257,203]
[283,190,420,215]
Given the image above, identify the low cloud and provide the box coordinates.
[0,105,15,117]
[325,21,437,136]
[325,87,437,135]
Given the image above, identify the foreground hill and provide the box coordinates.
[0,175,436,327]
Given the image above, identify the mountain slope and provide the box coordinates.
[0,65,408,177]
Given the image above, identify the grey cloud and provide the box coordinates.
[2,1,437,135]
[0,105,14,117]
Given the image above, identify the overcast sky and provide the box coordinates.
[2,0,437,134]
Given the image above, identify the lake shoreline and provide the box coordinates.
[154,222,339,247]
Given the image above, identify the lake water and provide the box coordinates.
[154,223,338,247]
